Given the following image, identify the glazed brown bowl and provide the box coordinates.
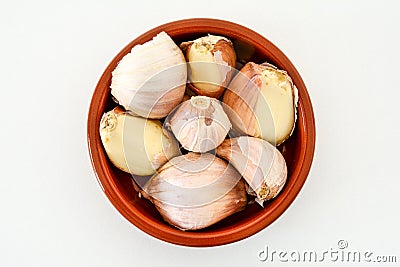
[87,18,315,247]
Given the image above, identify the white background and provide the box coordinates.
[1,0,399,266]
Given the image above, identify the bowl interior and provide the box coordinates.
[88,19,315,247]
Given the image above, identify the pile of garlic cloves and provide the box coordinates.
[99,31,298,230]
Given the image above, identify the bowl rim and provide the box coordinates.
[87,18,316,247]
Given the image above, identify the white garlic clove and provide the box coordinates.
[99,107,180,176]
[180,35,236,98]
[111,31,187,119]
[167,96,231,153]
[223,62,297,145]
[216,136,287,206]
[142,153,247,230]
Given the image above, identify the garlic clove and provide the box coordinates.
[99,107,180,176]
[166,96,231,153]
[142,152,247,230]
[222,62,297,145]
[216,136,287,206]
[111,31,187,119]
[180,35,236,98]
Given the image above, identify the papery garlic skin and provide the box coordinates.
[142,153,246,230]
[216,136,287,206]
[167,96,231,153]
[111,31,187,119]
[180,35,236,98]
[223,62,297,145]
[99,107,180,176]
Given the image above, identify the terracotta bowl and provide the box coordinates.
[87,18,315,247]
